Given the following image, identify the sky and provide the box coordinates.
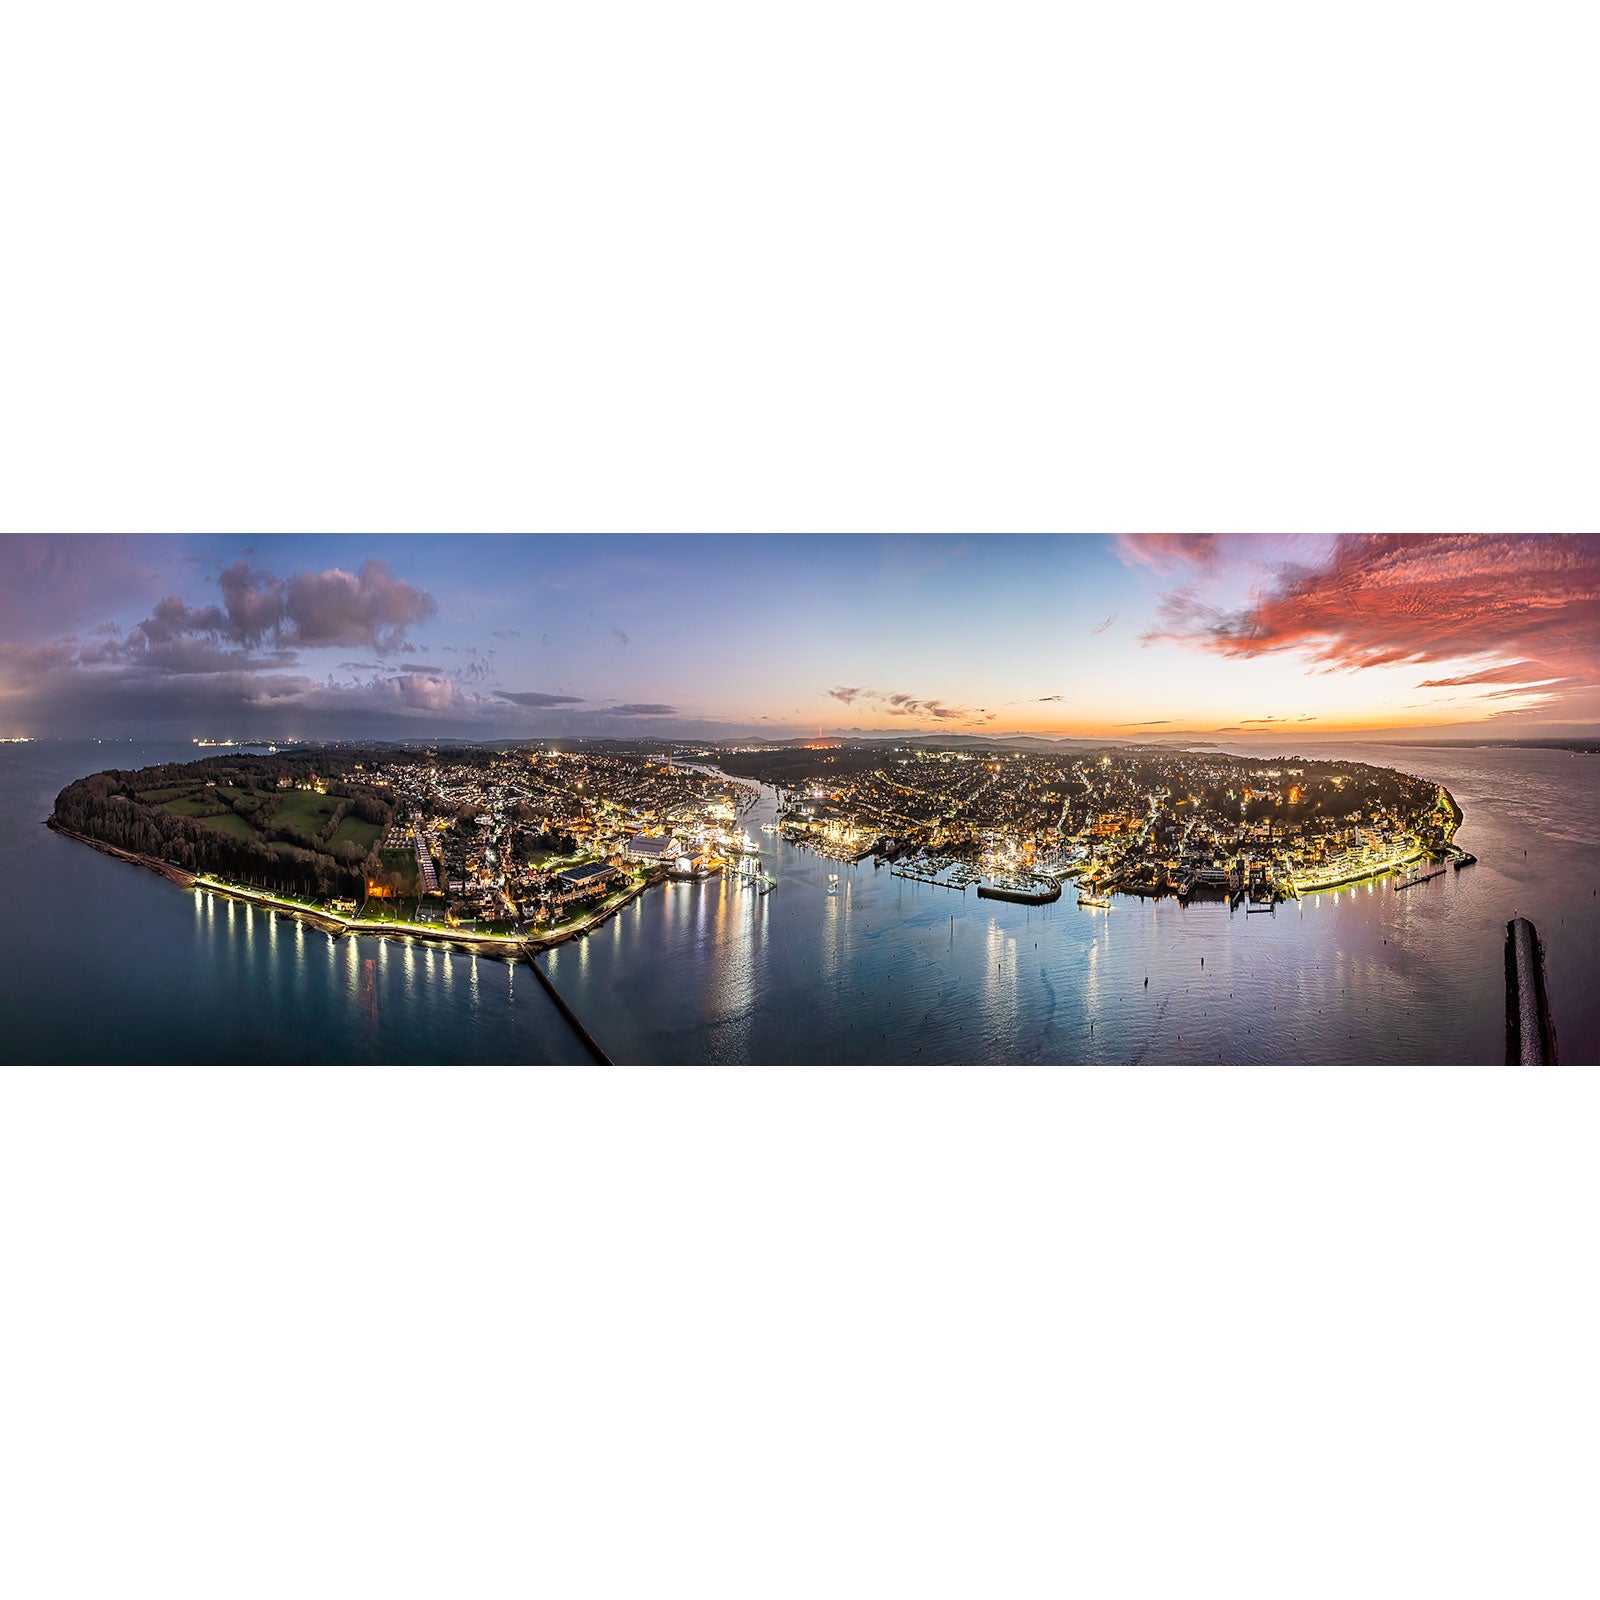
[2,533,1598,745]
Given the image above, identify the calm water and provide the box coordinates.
[545,742,1600,1065]
[0,741,588,1065]
[3,739,1596,1064]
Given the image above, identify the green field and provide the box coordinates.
[139,784,198,803]
[274,789,340,826]
[334,815,385,851]
[198,812,257,839]
[163,794,227,817]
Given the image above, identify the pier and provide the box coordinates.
[1394,863,1447,891]
[1505,916,1558,1064]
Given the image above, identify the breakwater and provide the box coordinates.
[977,880,1062,906]
[527,953,614,1065]
[1505,916,1558,1064]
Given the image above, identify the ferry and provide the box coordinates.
[1077,891,1112,910]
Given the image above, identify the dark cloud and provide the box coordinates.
[0,534,166,639]
[133,594,229,646]
[610,627,630,648]
[216,561,287,644]
[492,628,521,640]
[822,686,992,723]
[368,671,462,713]
[1091,614,1117,635]
[1117,718,1174,726]
[0,549,463,736]
[604,703,675,716]
[282,560,436,653]
[498,691,585,708]
[82,558,438,689]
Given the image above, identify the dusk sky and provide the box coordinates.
[3,533,1598,743]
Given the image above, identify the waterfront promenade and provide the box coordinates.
[51,819,661,960]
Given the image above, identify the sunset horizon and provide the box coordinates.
[3,534,1596,746]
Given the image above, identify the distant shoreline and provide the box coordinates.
[46,818,661,959]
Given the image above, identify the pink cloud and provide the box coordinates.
[1113,534,1226,573]
[1142,533,1600,710]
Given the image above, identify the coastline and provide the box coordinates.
[1443,784,1464,838]
[47,817,663,959]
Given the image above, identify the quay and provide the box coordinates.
[1505,916,1558,1064]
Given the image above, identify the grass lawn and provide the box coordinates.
[139,784,198,803]
[357,894,420,923]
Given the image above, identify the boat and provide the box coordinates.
[1077,891,1112,910]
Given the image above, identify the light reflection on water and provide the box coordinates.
[4,737,1597,1065]
[543,748,1600,1065]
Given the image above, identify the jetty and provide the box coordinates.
[1394,862,1448,891]
[1505,916,1558,1064]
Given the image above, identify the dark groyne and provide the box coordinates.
[528,952,614,1065]
[1505,916,1558,1064]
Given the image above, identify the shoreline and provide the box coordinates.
[47,818,664,959]
[1442,784,1464,838]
